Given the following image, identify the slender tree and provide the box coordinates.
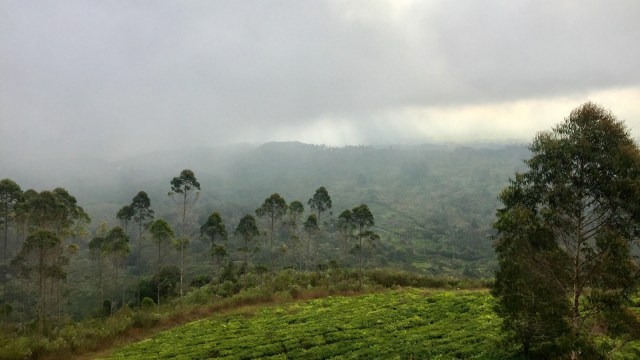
[287,201,304,269]
[168,169,200,303]
[200,212,228,278]
[303,214,318,271]
[12,229,64,332]
[337,209,354,267]
[255,193,287,270]
[116,205,134,233]
[308,187,332,266]
[88,223,110,311]
[351,204,377,273]
[149,219,174,270]
[106,226,129,311]
[0,179,22,262]
[235,214,260,266]
[130,191,154,307]
[493,102,640,357]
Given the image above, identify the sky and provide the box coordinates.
[1,0,639,162]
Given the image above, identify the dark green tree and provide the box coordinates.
[303,214,318,271]
[493,102,640,357]
[235,214,260,266]
[307,186,332,223]
[106,226,130,310]
[148,219,174,270]
[130,191,154,307]
[200,212,228,277]
[337,209,354,266]
[116,205,134,233]
[255,193,287,270]
[12,229,64,332]
[351,204,378,272]
[0,178,22,262]
[168,169,200,303]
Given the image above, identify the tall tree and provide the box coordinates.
[351,204,377,273]
[303,214,318,271]
[149,219,174,270]
[116,205,134,233]
[106,226,130,311]
[0,179,22,262]
[255,193,287,270]
[168,169,200,303]
[287,201,304,269]
[88,223,110,310]
[307,186,332,223]
[337,209,354,266]
[493,102,640,357]
[12,229,64,332]
[235,214,260,267]
[130,191,154,307]
[200,212,228,278]
[308,187,331,266]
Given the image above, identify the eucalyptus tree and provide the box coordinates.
[308,187,332,266]
[88,223,110,309]
[351,204,378,273]
[0,178,22,262]
[12,229,64,332]
[116,205,134,233]
[106,226,130,310]
[149,219,174,270]
[307,186,332,224]
[130,191,154,307]
[337,209,354,266]
[287,201,305,269]
[168,169,200,303]
[235,214,260,266]
[303,214,319,271]
[255,193,287,270]
[200,212,228,277]
[493,103,640,357]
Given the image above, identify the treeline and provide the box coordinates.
[0,171,382,337]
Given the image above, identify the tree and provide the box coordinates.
[200,212,228,277]
[308,186,332,223]
[307,187,331,266]
[303,214,318,271]
[130,191,154,307]
[168,169,200,303]
[287,201,305,269]
[12,229,64,332]
[255,193,287,270]
[0,179,22,262]
[493,102,640,357]
[88,223,110,310]
[337,209,354,266]
[351,204,377,273]
[235,214,260,266]
[149,219,174,270]
[116,205,134,233]
[106,226,130,312]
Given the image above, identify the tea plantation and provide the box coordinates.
[101,289,520,359]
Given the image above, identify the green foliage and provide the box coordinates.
[493,102,640,357]
[307,186,332,220]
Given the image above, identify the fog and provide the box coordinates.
[1,0,639,165]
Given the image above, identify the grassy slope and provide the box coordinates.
[101,289,519,360]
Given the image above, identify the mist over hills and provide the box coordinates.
[3,141,529,275]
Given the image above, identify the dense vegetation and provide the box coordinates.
[102,289,513,360]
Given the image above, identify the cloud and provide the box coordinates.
[0,1,639,161]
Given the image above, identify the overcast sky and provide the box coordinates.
[1,0,639,162]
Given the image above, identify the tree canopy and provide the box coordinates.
[492,102,640,357]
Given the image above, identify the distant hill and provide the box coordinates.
[3,141,529,276]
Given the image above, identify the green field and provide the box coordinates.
[101,289,519,359]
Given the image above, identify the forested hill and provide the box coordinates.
[5,142,529,276]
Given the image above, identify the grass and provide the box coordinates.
[100,289,520,360]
